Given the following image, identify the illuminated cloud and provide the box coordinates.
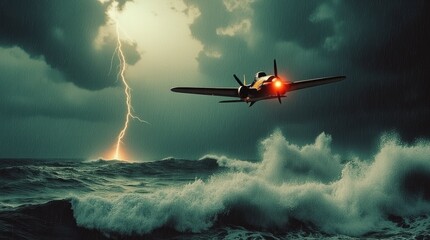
[216,19,251,37]
[222,0,254,12]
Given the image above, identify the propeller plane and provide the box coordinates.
[171,59,345,107]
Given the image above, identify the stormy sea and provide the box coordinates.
[1,132,429,239]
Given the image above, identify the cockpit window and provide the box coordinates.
[255,71,267,79]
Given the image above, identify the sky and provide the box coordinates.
[0,0,429,160]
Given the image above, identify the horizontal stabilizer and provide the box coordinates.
[219,95,287,104]
[251,95,287,102]
[219,99,244,103]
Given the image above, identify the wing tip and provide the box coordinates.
[334,75,346,81]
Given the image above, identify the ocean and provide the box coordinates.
[1,132,429,239]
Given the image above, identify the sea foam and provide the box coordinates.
[71,130,430,236]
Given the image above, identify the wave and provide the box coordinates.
[71,130,430,236]
[0,199,109,240]
[0,157,220,192]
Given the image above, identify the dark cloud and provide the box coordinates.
[0,0,139,90]
[252,1,334,49]
[183,0,430,154]
[322,0,430,142]
[0,47,124,122]
[330,1,430,74]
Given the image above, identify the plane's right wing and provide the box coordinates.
[287,76,345,92]
[171,87,239,97]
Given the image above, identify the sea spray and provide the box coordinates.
[71,131,430,236]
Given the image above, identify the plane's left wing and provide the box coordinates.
[171,87,239,97]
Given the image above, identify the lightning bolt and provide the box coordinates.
[110,11,147,160]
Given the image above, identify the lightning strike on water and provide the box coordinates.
[109,11,147,161]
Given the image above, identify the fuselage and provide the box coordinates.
[241,73,288,101]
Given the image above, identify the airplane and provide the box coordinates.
[171,59,345,107]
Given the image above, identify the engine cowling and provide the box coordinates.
[238,86,249,98]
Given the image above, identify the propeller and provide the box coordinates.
[274,59,278,77]
[234,74,251,100]
[233,74,244,87]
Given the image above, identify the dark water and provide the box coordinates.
[1,132,430,239]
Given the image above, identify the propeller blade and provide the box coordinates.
[274,59,278,77]
[277,92,282,104]
[233,74,244,86]
[249,101,256,107]
[243,74,246,86]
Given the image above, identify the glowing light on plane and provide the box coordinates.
[274,80,282,88]
[108,5,147,160]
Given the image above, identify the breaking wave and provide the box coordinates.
[71,130,430,236]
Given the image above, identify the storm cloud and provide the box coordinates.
[0,0,140,90]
